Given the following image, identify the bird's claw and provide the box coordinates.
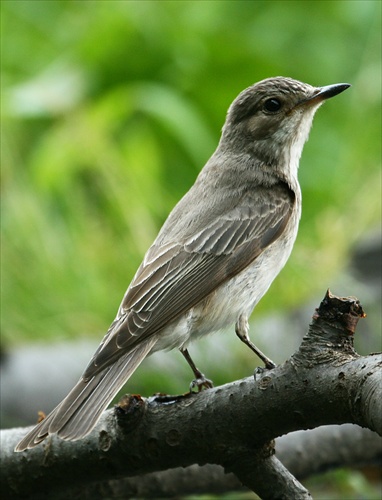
[253,362,276,381]
[264,359,277,370]
[190,375,214,392]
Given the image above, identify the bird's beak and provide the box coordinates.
[313,83,351,100]
[299,83,351,107]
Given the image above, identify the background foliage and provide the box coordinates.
[1,1,381,497]
[2,0,381,366]
[2,0,380,337]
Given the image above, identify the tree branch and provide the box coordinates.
[1,291,381,499]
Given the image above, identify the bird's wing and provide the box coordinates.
[84,183,295,379]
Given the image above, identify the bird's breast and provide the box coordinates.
[153,204,300,353]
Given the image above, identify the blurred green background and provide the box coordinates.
[2,0,380,340]
[2,0,381,376]
[1,0,381,497]
[2,0,381,377]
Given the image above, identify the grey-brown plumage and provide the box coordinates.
[15,77,350,451]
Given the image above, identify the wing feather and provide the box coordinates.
[84,183,295,378]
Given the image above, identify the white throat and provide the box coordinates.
[284,105,322,182]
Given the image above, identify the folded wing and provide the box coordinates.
[85,183,295,378]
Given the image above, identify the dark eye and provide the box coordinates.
[263,98,282,113]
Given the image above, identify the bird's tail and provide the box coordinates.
[15,338,157,451]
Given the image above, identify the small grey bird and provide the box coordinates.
[15,77,350,451]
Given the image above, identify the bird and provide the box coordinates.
[15,76,350,451]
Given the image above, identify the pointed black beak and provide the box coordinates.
[295,83,351,110]
[314,83,351,100]
[302,83,351,106]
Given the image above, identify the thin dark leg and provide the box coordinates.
[235,314,276,370]
[180,348,214,391]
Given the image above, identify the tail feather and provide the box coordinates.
[15,339,157,451]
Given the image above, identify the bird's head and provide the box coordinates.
[220,77,350,180]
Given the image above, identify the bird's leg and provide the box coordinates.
[180,348,214,392]
[235,314,276,369]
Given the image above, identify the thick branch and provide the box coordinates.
[226,447,312,500]
[1,291,381,499]
[2,357,380,498]
[3,425,379,499]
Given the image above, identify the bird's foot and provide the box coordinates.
[190,374,214,392]
[180,348,214,392]
[262,358,277,370]
[253,366,267,381]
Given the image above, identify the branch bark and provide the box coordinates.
[1,291,381,499]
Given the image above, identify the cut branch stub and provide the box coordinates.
[313,289,366,335]
[292,290,366,367]
[115,394,146,432]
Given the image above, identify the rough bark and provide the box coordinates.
[1,291,381,499]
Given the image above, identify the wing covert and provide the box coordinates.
[84,183,295,377]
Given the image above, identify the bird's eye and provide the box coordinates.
[263,98,282,113]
